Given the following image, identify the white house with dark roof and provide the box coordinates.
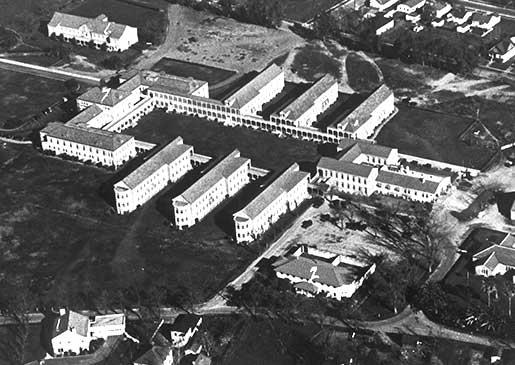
[224,64,284,116]
[370,0,401,12]
[490,37,515,63]
[271,75,338,128]
[447,8,474,24]
[470,12,501,30]
[274,246,376,300]
[432,1,452,18]
[50,309,125,356]
[172,150,251,229]
[114,137,194,214]
[474,233,515,277]
[327,84,395,140]
[397,0,426,13]
[233,163,310,244]
[47,12,138,51]
[318,157,379,196]
[164,315,202,348]
[40,122,136,168]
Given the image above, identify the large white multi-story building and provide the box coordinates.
[271,75,338,128]
[114,137,194,214]
[327,84,395,140]
[40,122,136,168]
[317,140,452,203]
[47,12,138,51]
[172,150,251,229]
[50,309,125,356]
[233,163,310,244]
[223,63,284,116]
[274,246,376,300]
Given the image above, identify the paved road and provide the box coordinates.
[455,0,515,19]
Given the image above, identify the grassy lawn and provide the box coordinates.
[0,144,255,306]
[151,58,237,85]
[376,105,496,170]
[278,0,343,22]
[291,44,342,81]
[345,52,383,94]
[126,110,320,172]
[0,68,88,124]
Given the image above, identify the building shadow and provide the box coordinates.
[495,191,515,219]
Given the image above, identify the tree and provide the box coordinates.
[312,11,340,40]
[481,276,497,308]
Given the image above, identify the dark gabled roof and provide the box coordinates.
[338,84,393,133]
[140,71,207,97]
[400,0,425,8]
[293,281,318,294]
[474,245,515,270]
[134,346,172,365]
[117,137,192,189]
[78,87,130,107]
[224,64,282,109]
[339,140,395,161]
[234,163,309,220]
[471,11,499,24]
[41,122,133,151]
[490,37,515,55]
[52,310,89,338]
[169,314,202,334]
[65,105,104,127]
[318,157,376,178]
[48,12,130,39]
[278,75,337,121]
[376,170,440,193]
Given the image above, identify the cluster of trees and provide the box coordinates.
[0,26,19,51]
[139,12,167,45]
[310,8,485,74]
[171,0,283,28]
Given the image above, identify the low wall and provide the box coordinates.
[399,153,481,176]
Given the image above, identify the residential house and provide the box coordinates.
[397,0,426,14]
[432,1,452,18]
[273,246,376,300]
[50,309,125,356]
[134,346,174,365]
[114,137,194,214]
[473,233,515,277]
[223,64,284,116]
[447,8,474,24]
[489,37,515,63]
[374,16,395,35]
[271,74,338,128]
[327,84,395,140]
[470,12,501,30]
[47,12,138,51]
[166,315,202,348]
[40,122,136,168]
[172,150,251,229]
[233,163,310,244]
[370,0,401,11]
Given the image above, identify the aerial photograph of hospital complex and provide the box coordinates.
[0,0,514,363]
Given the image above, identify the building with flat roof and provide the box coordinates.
[224,64,284,116]
[40,122,136,168]
[273,246,376,300]
[114,137,194,214]
[172,150,252,229]
[272,75,338,128]
[233,163,310,244]
[328,84,395,140]
[47,12,138,52]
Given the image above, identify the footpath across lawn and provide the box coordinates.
[376,105,497,170]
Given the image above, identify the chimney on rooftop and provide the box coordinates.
[59,308,66,316]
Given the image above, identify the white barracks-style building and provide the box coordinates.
[223,63,284,116]
[50,309,125,356]
[233,163,310,244]
[47,12,138,51]
[317,140,452,203]
[172,150,251,229]
[114,137,194,214]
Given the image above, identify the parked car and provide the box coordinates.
[301,220,313,229]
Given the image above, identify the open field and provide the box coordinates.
[126,110,320,172]
[0,144,254,305]
[376,105,497,170]
[151,57,236,84]
[0,68,88,124]
[278,0,343,22]
[134,5,305,73]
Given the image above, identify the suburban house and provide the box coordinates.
[327,84,395,140]
[489,37,515,63]
[133,346,174,365]
[40,122,136,168]
[233,163,310,244]
[114,137,194,214]
[47,12,138,51]
[473,233,515,277]
[397,0,426,14]
[50,309,125,356]
[316,140,451,202]
[172,150,251,229]
[374,16,396,35]
[163,315,202,348]
[223,63,284,116]
[447,8,474,24]
[470,12,501,30]
[370,0,401,11]
[273,246,376,300]
[271,74,338,128]
[432,1,452,18]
